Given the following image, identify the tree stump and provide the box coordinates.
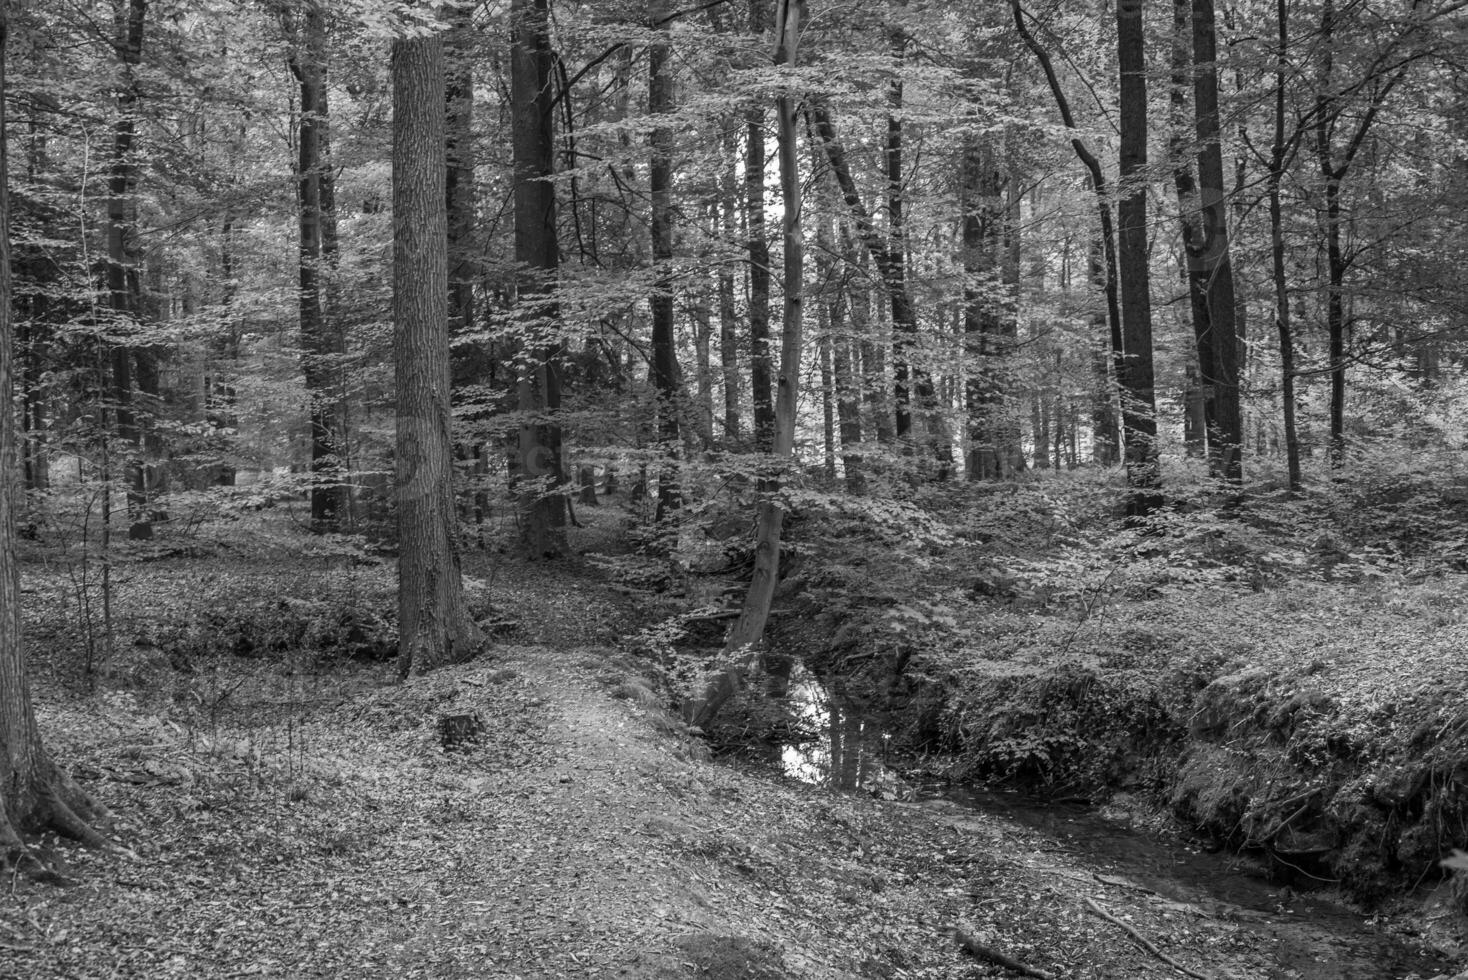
[438,712,485,750]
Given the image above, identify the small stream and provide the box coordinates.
[780,671,1457,980]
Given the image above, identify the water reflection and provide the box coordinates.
[781,668,906,797]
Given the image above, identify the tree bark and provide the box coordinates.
[746,0,774,452]
[107,0,151,541]
[690,0,806,730]
[1117,0,1162,505]
[1192,0,1243,480]
[1168,0,1215,463]
[1011,0,1124,467]
[392,29,484,677]
[287,1,347,531]
[961,135,1023,479]
[445,7,487,529]
[512,0,568,558]
[719,126,742,443]
[816,173,865,491]
[1,7,117,865]
[649,0,682,526]
[808,104,941,468]
[1270,0,1302,491]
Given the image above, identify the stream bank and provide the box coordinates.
[762,661,1468,977]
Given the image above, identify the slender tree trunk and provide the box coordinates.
[1117,0,1162,504]
[719,126,742,444]
[818,194,864,491]
[809,105,939,465]
[107,0,150,540]
[693,285,716,448]
[885,22,913,443]
[1169,0,1216,463]
[1087,237,1120,464]
[690,0,806,730]
[649,0,682,525]
[845,227,891,444]
[1012,0,1124,466]
[287,1,346,531]
[393,29,484,676]
[1192,0,1243,480]
[1316,0,1347,466]
[512,0,568,558]
[1270,0,1302,490]
[746,0,775,452]
[445,8,487,530]
[446,12,476,337]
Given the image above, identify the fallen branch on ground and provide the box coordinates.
[949,925,1058,979]
[1082,896,1215,980]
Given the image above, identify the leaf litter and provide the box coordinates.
[3,522,1450,979]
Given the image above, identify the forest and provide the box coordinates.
[4,0,1468,976]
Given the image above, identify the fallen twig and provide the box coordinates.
[950,925,1058,980]
[1083,896,1215,980]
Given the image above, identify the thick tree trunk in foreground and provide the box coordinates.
[1117,0,1162,505]
[1,10,118,866]
[392,31,483,677]
[512,0,568,558]
[689,0,806,730]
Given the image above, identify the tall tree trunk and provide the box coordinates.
[818,181,864,490]
[1316,0,1346,465]
[445,8,486,529]
[690,0,806,731]
[746,0,775,452]
[445,12,476,337]
[1270,0,1302,491]
[961,137,1012,479]
[809,105,938,465]
[393,28,484,676]
[1117,0,1162,504]
[883,20,949,473]
[846,227,891,443]
[1192,0,1243,480]
[649,0,682,525]
[1,7,117,863]
[287,1,346,531]
[1087,237,1120,464]
[693,282,716,448]
[719,126,742,443]
[1169,0,1216,463]
[885,20,912,443]
[1012,0,1124,467]
[1309,0,1403,468]
[107,0,150,540]
[819,331,836,481]
[512,0,568,558]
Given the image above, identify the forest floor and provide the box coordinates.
[0,500,1464,979]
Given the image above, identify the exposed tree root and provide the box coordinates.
[950,924,1058,979]
[0,762,135,884]
[1083,896,1215,980]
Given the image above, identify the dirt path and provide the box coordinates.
[6,627,1457,978]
